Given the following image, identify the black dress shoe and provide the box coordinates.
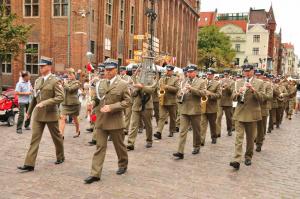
[173,152,184,159]
[192,148,200,155]
[227,130,232,136]
[256,145,262,152]
[86,128,94,132]
[154,132,162,139]
[232,128,235,132]
[168,132,174,137]
[116,167,127,175]
[145,143,152,148]
[211,138,217,144]
[84,176,100,184]
[17,165,34,172]
[267,129,272,133]
[55,158,65,165]
[245,159,252,166]
[201,143,205,146]
[127,145,134,151]
[108,135,112,141]
[217,134,221,138]
[124,130,128,135]
[229,161,240,170]
[88,140,96,146]
[175,127,179,132]
[16,129,23,134]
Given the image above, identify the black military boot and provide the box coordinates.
[154,132,162,139]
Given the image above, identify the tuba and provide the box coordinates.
[158,77,166,106]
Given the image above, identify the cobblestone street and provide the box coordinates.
[0,114,299,199]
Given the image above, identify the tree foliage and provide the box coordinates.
[197,26,236,70]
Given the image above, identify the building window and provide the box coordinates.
[90,40,95,54]
[119,0,125,30]
[1,54,12,74]
[253,35,260,43]
[92,9,95,22]
[24,0,39,17]
[25,43,39,75]
[0,0,11,15]
[130,6,135,34]
[129,50,133,59]
[105,0,113,25]
[252,48,259,55]
[105,38,111,51]
[53,0,68,17]
[235,44,241,52]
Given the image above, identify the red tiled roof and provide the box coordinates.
[215,20,248,32]
[198,12,217,27]
[283,43,294,49]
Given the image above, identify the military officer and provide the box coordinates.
[119,66,132,135]
[59,68,82,138]
[200,68,221,145]
[173,65,207,159]
[154,65,180,139]
[254,70,273,152]
[230,64,264,170]
[84,60,130,184]
[286,79,297,120]
[18,57,65,172]
[152,74,160,126]
[127,70,156,150]
[216,69,235,137]
[274,78,288,128]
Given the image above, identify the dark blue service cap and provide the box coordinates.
[166,65,175,71]
[186,65,198,72]
[207,68,216,75]
[255,69,265,75]
[39,56,53,66]
[104,59,118,69]
[242,64,254,71]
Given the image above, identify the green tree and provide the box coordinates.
[0,4,32,92]
[197,26,236,70]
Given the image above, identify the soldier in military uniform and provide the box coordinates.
[119,66,132,135]
[88,64,106,146]
[59,68,82,138]
[273,78,288,128]
[127,69,156,150]
[154,65,180,139]
[18,57,65,172]
[173,65,207,159]
[286,79,297,120]
[254,70,273,152]
[200,68,221,145]
[84,60,130,184]
[230,64,264,170]
[216,69,234,137]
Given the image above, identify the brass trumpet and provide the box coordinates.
[200,96,208,113]
[178,80,190,104]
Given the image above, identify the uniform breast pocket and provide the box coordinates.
[41,88,54,100]
[109,91,122,102]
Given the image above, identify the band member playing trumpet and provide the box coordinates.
[154,65,180,139]
[173,65,207,159]
[200,68,221,146]
[230,64,264,170]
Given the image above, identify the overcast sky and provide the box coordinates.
[201,0,300,56]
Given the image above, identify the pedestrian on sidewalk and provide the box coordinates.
[15,71,32,134]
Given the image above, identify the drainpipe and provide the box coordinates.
[67,0,71,67]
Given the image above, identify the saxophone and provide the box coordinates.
[200,79,209,114]
[240,78,250,104]
[158,77,166,106]
[178,79,190,104]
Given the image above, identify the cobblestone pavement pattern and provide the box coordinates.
[0,113,299,199]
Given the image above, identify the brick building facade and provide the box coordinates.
[1,0,200,88]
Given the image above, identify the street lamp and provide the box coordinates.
[145,0,157,57]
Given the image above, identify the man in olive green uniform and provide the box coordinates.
[286,80,297,120]
[127,71,156,150]
[255,70,273,152]
[173,65,207,159]
[18,57,65,172]
[119,66,132,135]
[84,60,130,184]
[230,64,264,170]
[274,78,288,128]
[200,68,221,145]
[216,69,234,137]
[152,80,160,126]
[154,65,180,139]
